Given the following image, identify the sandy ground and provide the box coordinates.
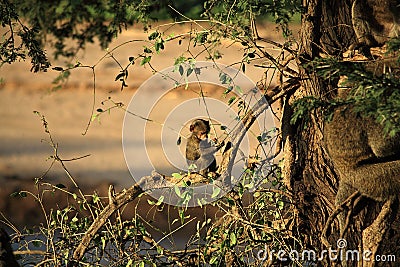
[0,22,297,248]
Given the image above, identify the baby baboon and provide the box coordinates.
[351,0,400,55]
[185,119,223,177]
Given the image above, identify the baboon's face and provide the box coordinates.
[196,128,208,140]
[190,119,210,140]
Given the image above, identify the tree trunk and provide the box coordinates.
[290,0,400,266]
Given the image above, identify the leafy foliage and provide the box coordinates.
[293,53,400,136]
[11,0,154,59]
[0,0,205,71]
[204,0,302,37]
[0,0,50,71]
[1,0,302,72]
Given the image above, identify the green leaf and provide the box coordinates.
[210,255,219,264]
[186,67,193,77]
[91,114,98,122]
[235,85,243,94]
[230,232,237,246]
[155,39,165,52]
[197,198,203,208]
[55,1,68,15]
[174,56,186,65]
[178,65,184,76]
[195,32,208,45]
[174,185,181,197]
[172,173,182,179]
[92,194,100,204]
[155,196,164,206]
[115,72,125,81]
[219,73,228,84]
[101,236,106,250]
[211,186,221,199]
[224,86,233,94]
[140,56,151,65]
[32,239,42,247]
[179,208,185,223]
[10,192,20,197]
[226,197,235,206]
[277,200,284,210]
[148,31,160,40]
[143,47,152,53]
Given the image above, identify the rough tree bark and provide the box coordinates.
[291,0,400,266]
